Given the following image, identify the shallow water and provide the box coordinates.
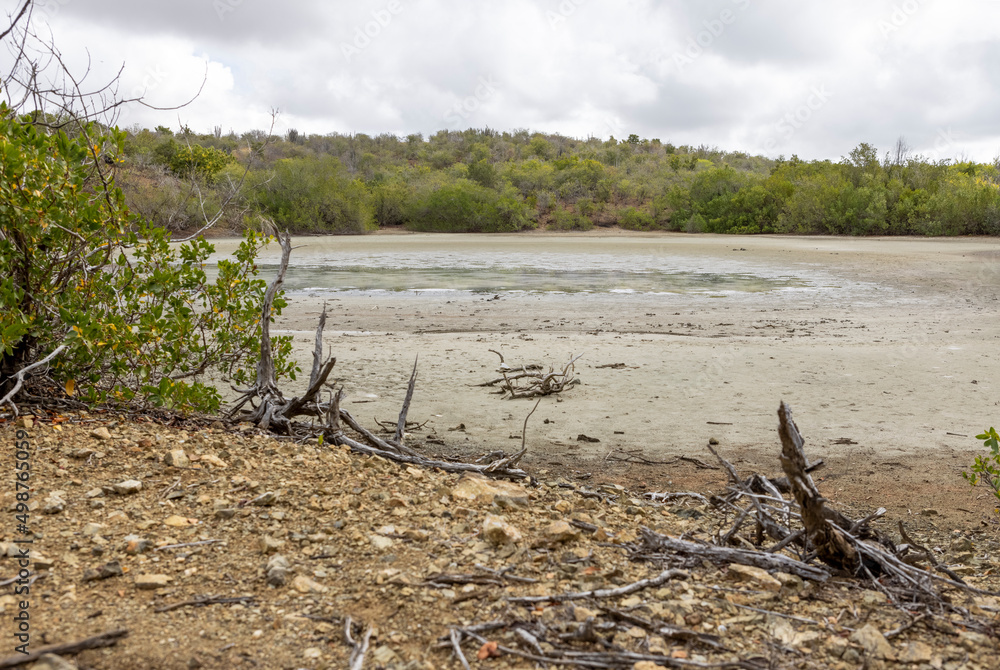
[207,234,859,298]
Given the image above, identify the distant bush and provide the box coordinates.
[618,207,656,231]
[257,156,375,233]
[406,180,534,233]
[550,208,593,231]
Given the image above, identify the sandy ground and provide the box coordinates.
[218,232,1000,527]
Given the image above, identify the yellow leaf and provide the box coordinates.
[65,379,75,395]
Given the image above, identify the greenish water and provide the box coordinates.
[209,235,851,297]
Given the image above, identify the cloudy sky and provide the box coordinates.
[5,0,1000,161]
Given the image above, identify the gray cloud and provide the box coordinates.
[4,0,998,160]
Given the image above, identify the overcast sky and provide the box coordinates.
[6,0,1000,161]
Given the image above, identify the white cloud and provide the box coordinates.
[3,0,998,160]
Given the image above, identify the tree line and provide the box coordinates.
[120,125,1000,237]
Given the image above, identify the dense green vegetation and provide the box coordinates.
[119,126,1000,236]
[0,109,296,413]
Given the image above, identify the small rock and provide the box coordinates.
[451,474,529,506]
[542,520,580,544]
[849,624,896,660]
[163,515,199,527]
[370,535,394,550]
[919,508,938,516]
[112,480,142,495]
[135,574,172,590]
[90,427,112,440]
[291,575,327,594]
[899,641,933,663]
[28,654,78,670]
[200,454,228,468]
[725,564,782,592]
[481,514,523,546]
[30,554,56,570]
[633,662,668,670]
[708,437,719,445]
[82,560,123,582]
[81,523,104,537]
[42,494,66,515]
[163,449,189,468]
[573,606,599,622]
[215,508,237,520]
[250,491,278,506]
[123,535,152,555]
[85,488,104,498]
[371,646,397,664]
[302,648,323,660]
[949,537,974,553]
[266,554,290,586]
[259,535,284,555]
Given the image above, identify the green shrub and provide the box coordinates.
[550,208,593,231]
[618,206,656,231]
[964,428,1000,512]
[257,156,375,233]
[0,110,295,413]
[405,180,534,233]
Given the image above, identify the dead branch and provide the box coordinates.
[0,343,66,416]
[507,567,689,604]
[480,352,583,398]
[153,594,254,613]
[345,616,373,670]
[0,629,128,668]
[633,527,831,582]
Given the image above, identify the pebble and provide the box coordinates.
[135,574,172,590]
[90,427,112,440]
[123,535,152,555]
[164,449,190,468]
[251,491,278,506]
[542,520,580,543]
[164,515,199,527]
[28,654,78,670]
[112,480,143,495]
[451,474,529,507]
[82,523,104,537]
[43,494,66,515]
[849,624,896,660]
[82,560,123,582]
[259,535,284,555]
[292,575,327,594]
[899,641,933,663]
[481,514,523,546]
[725,564,782,592]
[266,555,290,586]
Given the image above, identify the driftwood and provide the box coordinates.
[632,527,831,582]
[478,350,583,398]
[226,232,530,480]
[0,629,128,668]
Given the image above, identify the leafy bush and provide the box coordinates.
[0,109,295,413]
[964,428,1000,512]
[257,156,375,233]
[405,180,534,233]
[550,208,593,231]
[618,206,656,231]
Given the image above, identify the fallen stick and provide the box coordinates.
[0,629,128,668]
[345,617,373,670]
[153,595,254,613]
[507,567,689,604]
[635,527,830,582]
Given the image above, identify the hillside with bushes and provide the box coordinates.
[120,126,1000,236]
